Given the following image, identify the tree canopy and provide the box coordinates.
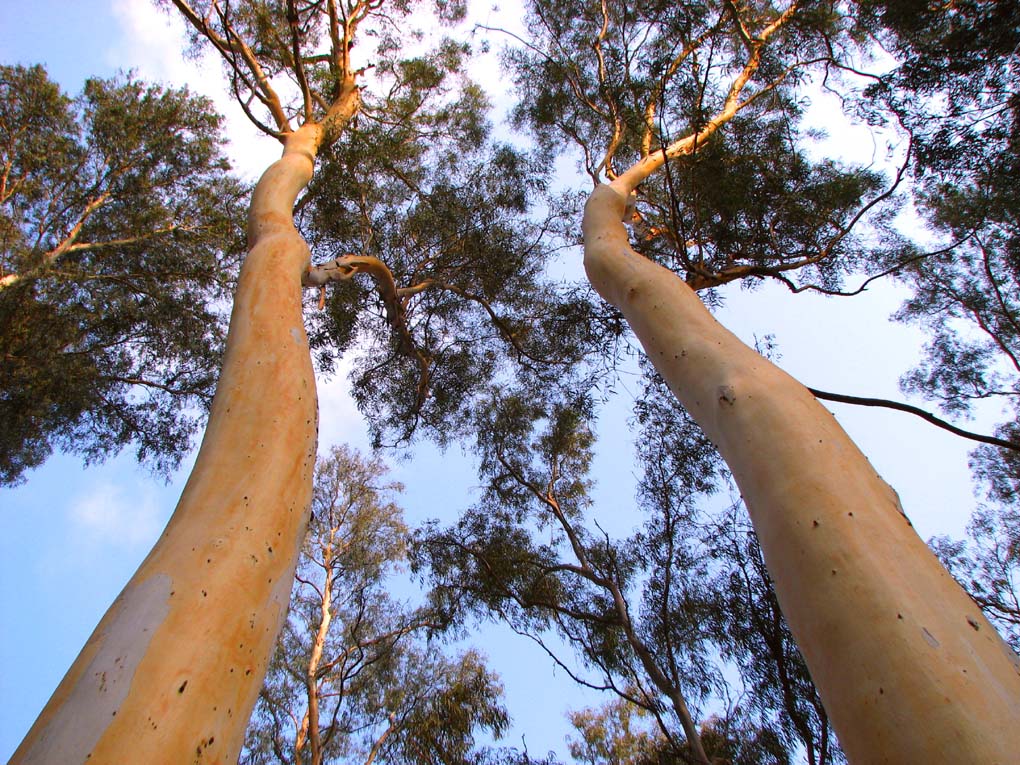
[862,0,1020,509]
[0,64,245,485]
[160,0,622,450]
[4,0,1020,761]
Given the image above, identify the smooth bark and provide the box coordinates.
[583,183,1020,763]
[11,123,338,764]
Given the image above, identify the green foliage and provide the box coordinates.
[507,0,896,293]
[415,371,843,763]
[930,505,1020,653]
[859,1,1020,508]
[242,445,509,765]
[567,697,664,765]
[566,696,796,765]
[299,49,623,448]
[0,64,245,485]
[859,0,1019,175]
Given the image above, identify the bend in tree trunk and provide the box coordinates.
[11,123,332,765]
[582,183,1020,763]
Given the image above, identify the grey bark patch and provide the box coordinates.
[922,627,940,648]
[718,385,736,405]
[289,327,304,345]
[20,574,172,764]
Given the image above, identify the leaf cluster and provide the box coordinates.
[414,365,842,762]
[0,64,246,484]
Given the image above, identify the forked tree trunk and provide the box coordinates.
[12,124,329,764]
[583,183,1020,763]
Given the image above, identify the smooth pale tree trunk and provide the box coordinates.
[12,123,333,764]
[583,183,1020,764]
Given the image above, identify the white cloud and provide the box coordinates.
[69,482,167,549]
[106,0,277,180]
[317,358,372,453]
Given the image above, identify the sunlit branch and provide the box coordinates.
[286,0,315,122]
[593,0,623,179]
[171,0,291,133]
[723,0,755,53]
[325,0,343,93]
[612,1,802,193]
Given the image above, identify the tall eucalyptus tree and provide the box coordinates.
[12,1,613,761]
[507,0,1020,760]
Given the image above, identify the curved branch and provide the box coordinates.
[305,253,430,416]
[808,387,1020,453]
[171,0,291,133]
[285,0,315,122]
[612,0,801,192]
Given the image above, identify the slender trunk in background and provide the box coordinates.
[304,546,335,765]
[583,183,1020,763]
[12,124,329,764]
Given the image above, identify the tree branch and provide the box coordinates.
[808,387,1020,453]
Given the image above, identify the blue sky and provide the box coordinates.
[0,1,991,761]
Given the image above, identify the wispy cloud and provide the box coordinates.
[106,0,276,180]
[69,482,167,549]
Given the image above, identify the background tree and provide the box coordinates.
[566,695,798,765]
[856,0,1020,509]
[416,372,843,764]
[242,445,508,765]
[0,63,246,485]
[930,504,1020,654]
[566,697,664,765]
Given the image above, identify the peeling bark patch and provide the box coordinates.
[717,385,736,405]
[20,574,172,763]
[923,628,940,648]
